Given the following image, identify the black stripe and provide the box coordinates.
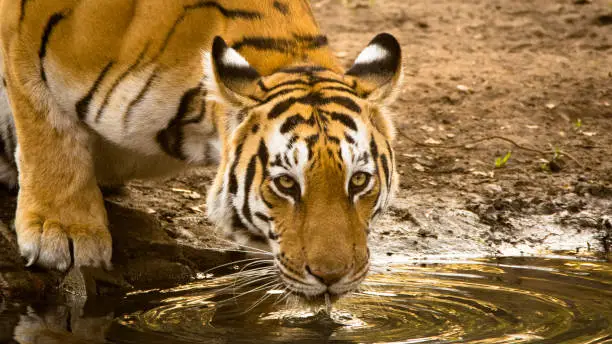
[268,230,279,240]
[95,44,149,122]
[154,3,260,65]
[267,97,298,119]
[228,144,244,194]
[261,87,307,104]
[288,135,299,149]
[372,207,382,219]
[278,65,327,74]
[300,94,361,113]
[258,75,351,95]
[232,34,327,53]
[273,1,289,15]
[380,154,391,189]
[280,114,307,134]
[261,193,274,209]
[267,94,361,119]
[258,79,309,93]
[123,69,158,126]
[330,112,357,131]
[232,212,249,231]
[323,96,361,113]
[156,87,202,160]
[327,135,341,144]
[185,1,261,19]
[370,137,379,160]
[257,139,269,178]
[305,134,319,160]
[255,212,272,223]
[310,76,354,89]
[294,34,328,49]
[19,0,30,24]
[242,155,258,224]
[39,12,68,83]
[232,37,292,53]
[318,86,358,96]
[345,133,355,144]
[76,62,114,120]
[271,154,284,168]
[386,140,395,165]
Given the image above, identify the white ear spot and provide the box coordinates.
[223,47,251,68]
[354,44,388,65]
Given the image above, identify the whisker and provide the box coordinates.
[212,237,273,255]
[233,266,274,290]
[230,275,276,292]
[206,247,273,255]
[219,280,280,304]
[242,283,282,314]
[203,257,272,275]
[273,287,292,306]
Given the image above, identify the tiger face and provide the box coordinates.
[206,34,402,298]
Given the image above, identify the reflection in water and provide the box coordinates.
[4,257,612,344]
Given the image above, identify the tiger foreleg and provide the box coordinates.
[6,85,111,271]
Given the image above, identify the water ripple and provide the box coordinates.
[109,257,612,344]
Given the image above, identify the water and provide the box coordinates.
[3,256,612,343]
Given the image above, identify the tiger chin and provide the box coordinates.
[0,0,402,300]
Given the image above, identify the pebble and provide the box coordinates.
[413,163,426,172]
[485,184,503,194]
[457,84,472,93]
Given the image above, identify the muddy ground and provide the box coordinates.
[1,0,611,298]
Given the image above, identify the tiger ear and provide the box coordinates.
[346,33,402,103]
[204,36,261,107]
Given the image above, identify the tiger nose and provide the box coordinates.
[305,264,350,286]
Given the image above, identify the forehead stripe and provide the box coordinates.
[329,112,357,131]
[280,114,317,134]
[261,87,308,104]
[267,94,361,119]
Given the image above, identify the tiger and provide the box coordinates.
[0,0,402,299]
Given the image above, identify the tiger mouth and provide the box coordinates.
[275,260,370,299]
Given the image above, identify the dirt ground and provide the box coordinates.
[1,0,611,275]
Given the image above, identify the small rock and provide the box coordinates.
[456,84,472,93]
[485,184,503,194]
[424,138,442,145]
[412,163,426,172]
[419,125,436,132]
[545,103,557,109]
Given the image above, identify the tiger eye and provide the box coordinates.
[278,175,296,189]
[351,172,368,187]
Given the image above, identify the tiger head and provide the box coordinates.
[205,33,402,299]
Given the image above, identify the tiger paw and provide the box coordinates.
[16,212,112,271]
